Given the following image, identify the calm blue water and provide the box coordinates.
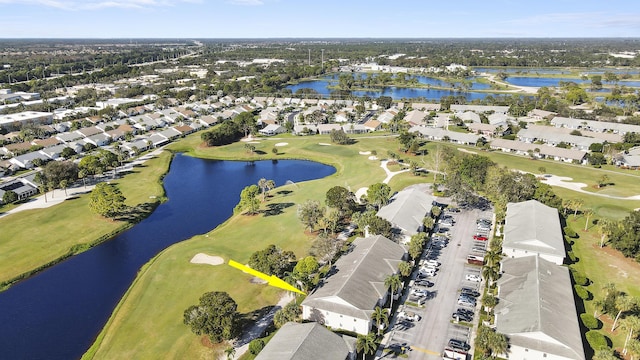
[0,155,335,360]
[286,80,496,100]
[474,67,571,75]
[505,77,588,87]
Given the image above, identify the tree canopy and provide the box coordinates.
[325,186,356,216]
[183,291,239,343]
[234,185,260,215]
[88,182,126,218]
[248,244,296,278]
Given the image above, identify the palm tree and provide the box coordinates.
[398,261,412,278]
[482,294,498,313]
[612,295,638,331]
[572,198,584,220]
[598,219,614,248]
[355,332,378,360]
[583,208,594,231]
[384,274,402,309]
[629,338,640,360]
[370,306,389,335]
[621,316,640,356]
[488,331,508,359]
[484,249,502,269]
[224,346,236,360]
[482,265,499,287]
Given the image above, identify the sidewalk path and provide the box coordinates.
[532,172,640,200]
[225,293,295,360]
[0,148,165,219]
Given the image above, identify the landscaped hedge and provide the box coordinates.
[574,285,591,300]
[580,313,601,330]
[586,330,609,351]
[571,269,589,286]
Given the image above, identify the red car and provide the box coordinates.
[473,234,488,241]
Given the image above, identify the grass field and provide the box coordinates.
[82,133,640,358]
[0,151,172,288]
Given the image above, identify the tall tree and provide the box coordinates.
[612,295,638,331]
[366,183,391,209]
[621,316,640,356]
[355,332,378,360]
[297,200,324,232]
[371,306,389,335]
[183,291,239,343]
[88,182,126,218]
[325,186,356,216]
[384,274,402,309]
[583,208,594,231]
[234,185,260,215]
[398,261,413,278]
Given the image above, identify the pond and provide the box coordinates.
[0,154,335,360]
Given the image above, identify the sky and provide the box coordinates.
[1,0,640,38]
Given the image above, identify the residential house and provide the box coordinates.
[0,178,39,203]
[198,115,219,127]
[450,105,509,114]
[489,138,587,164]
[255,322,356,360]
[403,109,428,126]
[495,256,585,360]
[411,103,441,111]
[527,109,557,121]
[455,111,481,123]
[467,123,498,137]
[301,235,406,335]
[342,124,367,134]
[32,137,62,149]
[409,126,480,145]
[363,119,382,132]
[376,187,434,244]
[84,133,112,147]
[293,124,318,135]
[517,125,600,151]
[317,124,342,135]
[551,116,640,135]
[258,124,286,136]
[615,147,640,169]
[503,200,565,265]
[9,151,50,169]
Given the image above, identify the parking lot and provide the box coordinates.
[383,202,493,359]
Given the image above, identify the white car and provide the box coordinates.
[398,310,421,322]
[465,274,482,282]
[410,288,429,297]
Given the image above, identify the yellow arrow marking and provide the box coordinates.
[410,345,440,356]
[228,259,306,295]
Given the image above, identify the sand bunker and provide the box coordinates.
[190,253,224,266]
[246,141,260,144]
[318,143,331,146]
[359,151,371,155]
[368,156,378,160]
[275,142,288,147]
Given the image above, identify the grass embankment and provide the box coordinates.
[85,134,640,358]
[0,151,171,290]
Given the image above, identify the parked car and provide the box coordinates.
[473,234,488,241]
[411,288,429,297]
[477,224,491,231]
[452,312,473,322]
[472,246,486,253]
[448,339,471,352]
[416,279,434,287]
[424,259,440,267]
[398,310,421,322]
[455,308,474,317]
[460,287,480,298]
[466,273,482,282]
[446,207,460,213]
[457,297,476,307]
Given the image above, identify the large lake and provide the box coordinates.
[0,154,335,360]
[286,79,497,100]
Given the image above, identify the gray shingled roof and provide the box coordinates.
[255,322,355,360]
[495,256,585,360]
[301,235,405,321]
[503,200,565,260]
[377,188,433,235]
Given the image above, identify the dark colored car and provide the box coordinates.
[452,312,473,322]
[448,339,471,352]
[460,287,480,298]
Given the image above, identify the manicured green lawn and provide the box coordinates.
[0,151,171,287]
[77,134,640,358]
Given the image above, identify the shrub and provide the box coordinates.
[580,313,601,330]
[571,270,589,286]
[574,285,590,300]
[249,338,265,355]
[564,226,578,239]
[568,251,577,263]
[586,330,609,351]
